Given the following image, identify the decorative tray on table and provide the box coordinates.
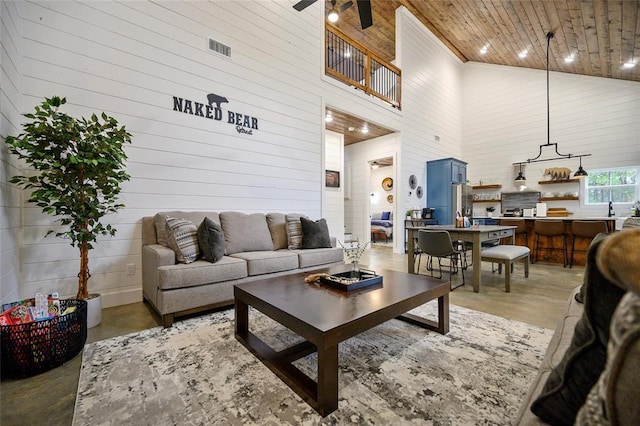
[320,269,382,292]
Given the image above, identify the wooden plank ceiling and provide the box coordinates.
[322,0,639,144]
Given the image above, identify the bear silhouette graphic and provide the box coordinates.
[207,93,229,109]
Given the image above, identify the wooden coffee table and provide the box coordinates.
[234,266,450,416]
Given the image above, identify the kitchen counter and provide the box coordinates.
[492,216,626,230]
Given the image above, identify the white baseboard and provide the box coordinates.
[100,288,143,308]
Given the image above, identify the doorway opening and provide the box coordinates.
[369,157,394,249]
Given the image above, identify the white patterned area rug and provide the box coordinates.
[73,303,552,425]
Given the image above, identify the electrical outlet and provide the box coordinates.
[126,263,135,276]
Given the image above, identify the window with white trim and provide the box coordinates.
[585,166,639,205]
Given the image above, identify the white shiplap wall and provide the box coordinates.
[8,0,336,305]
[395,6,464,247]
[462,62,640,218]
[324,130,344,239]
[0,0,23,303]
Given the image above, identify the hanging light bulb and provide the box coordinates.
[327,1,339,23]
[371,161,379,169]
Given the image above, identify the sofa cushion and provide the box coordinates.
[531,234,626,425]
[294,247,344,268]
[285,213,307,250]
[381,211,391,220]
[300,217,331,249]
[229,251,298,276]
[165,217,200,264]
[219,212,273,255]
[266,213,287,250]
[197,217,225,263]
[157,256,247,290]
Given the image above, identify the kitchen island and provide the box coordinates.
[486,216,623,266]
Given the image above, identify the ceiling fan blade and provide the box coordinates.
[356,0,373,29]
[293,0,318,12]
[339,1,353,13]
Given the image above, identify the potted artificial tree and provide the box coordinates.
[5,96,131,327]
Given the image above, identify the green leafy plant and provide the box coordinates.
[5,96,131,300]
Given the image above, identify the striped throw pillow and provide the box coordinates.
[165,217,200,264]
[285,214,307,250]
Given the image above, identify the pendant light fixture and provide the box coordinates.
[513,32,591,179]
[514,164,526,183]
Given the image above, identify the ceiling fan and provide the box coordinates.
[293,0,373,30]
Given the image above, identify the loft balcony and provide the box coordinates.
[325,25,401,109]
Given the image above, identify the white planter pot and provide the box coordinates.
[86,294,102,328]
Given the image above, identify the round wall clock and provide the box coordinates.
[387,194,393,203]
[382,177,393,191]
[409,174,417,189]
[416,186,424,199]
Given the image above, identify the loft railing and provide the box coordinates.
[325,25,401,109]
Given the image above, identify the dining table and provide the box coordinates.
[406,224,516,292]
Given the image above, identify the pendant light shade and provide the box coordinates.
[574,157,588,178]
[514,164,526,182]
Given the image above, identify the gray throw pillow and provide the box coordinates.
[219,212,273,255]
[300,217,331,249]
[165,217,200,264]
[531,234,625,425]
[197,217,225,263]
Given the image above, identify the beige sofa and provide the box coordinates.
[515,229,640,425]
[142,211,344,327]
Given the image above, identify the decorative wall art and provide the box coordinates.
[382,177,393,191]
[325,170,340,188]
[416,186,424,199]
[409,174,417,189]
[387,194,394,203]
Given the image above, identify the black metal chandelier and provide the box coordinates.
[513,32,591,182]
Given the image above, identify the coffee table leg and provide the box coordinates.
[396,293,450,334]
[317,344,339,416]
[235,298,248,336]
[438,293,450,334]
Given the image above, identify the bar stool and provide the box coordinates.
[533,220,568,267]
[499,219,528,246]
[570,221,608,268]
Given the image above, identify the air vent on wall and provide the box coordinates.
[207,37,232,58]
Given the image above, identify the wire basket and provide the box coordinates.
[1,299,87,379]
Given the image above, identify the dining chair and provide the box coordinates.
[417,230,465,290]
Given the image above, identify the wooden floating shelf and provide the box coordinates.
[538,179,580,185]
[539,196,579,201]
[472,184,502,189]
[473,199,502,203]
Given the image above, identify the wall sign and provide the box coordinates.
[172,93,260,135]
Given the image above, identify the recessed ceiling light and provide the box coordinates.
[479,44,489,54]
[518,50,528,59]
[564,55,574,63]
[348,126,355,131]
[623,61,636,69]
[325,113,333,122]
[361,125,369,134]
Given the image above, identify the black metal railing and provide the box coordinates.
[325,26,401,109]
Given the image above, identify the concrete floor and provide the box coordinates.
[1,247,583,425]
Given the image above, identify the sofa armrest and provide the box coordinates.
[142,244,176,306]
